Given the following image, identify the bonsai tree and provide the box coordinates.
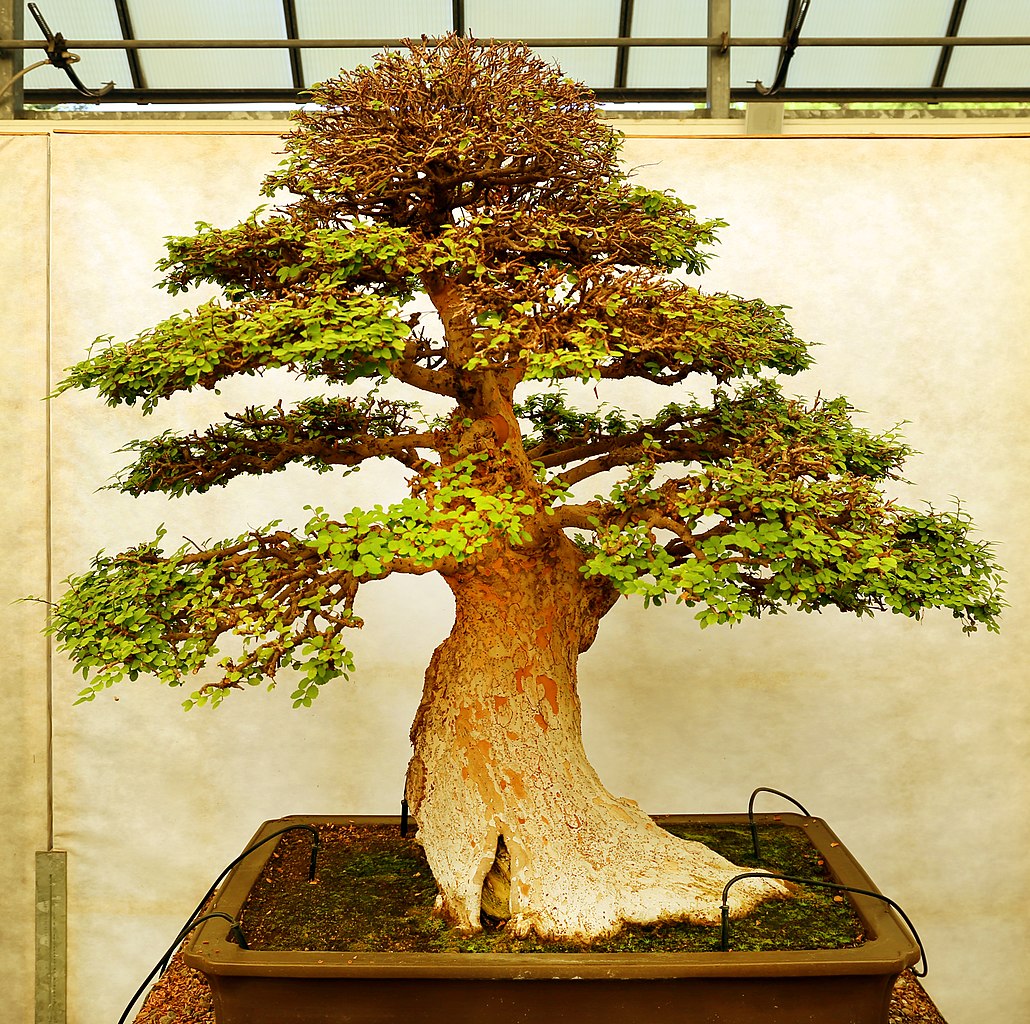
[49,37,1002,941]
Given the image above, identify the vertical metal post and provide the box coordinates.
[613,0,635,91]
[0,0,24,119]
[707,0,731,118]
[35,851,67,1024]
[452,0,466,38]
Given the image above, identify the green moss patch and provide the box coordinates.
[238,822,863,954]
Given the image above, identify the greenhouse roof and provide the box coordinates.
[3,0,1029,110]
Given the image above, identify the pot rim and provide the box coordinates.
[183,813,922,980]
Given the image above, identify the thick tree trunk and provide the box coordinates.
[405,540,787,940]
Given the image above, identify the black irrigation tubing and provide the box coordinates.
[173,911,249,950]
[747,787,811,863]
[116,823,321,1024]
[720,871,928,977]
[116,790,921,1020]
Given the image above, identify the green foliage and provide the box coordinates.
[468,281,809,382]
[54,290,411,413]
[48,36,1002,708]
[111,394,424,497]
[47,526,360,709]
[581,456,1003,632]
[305,453,540,575]
[621,186,728,273]
[516,390,641,444]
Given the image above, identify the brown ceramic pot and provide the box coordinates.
[183,813,920,1024]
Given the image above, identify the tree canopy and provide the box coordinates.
[49,36,1003,711]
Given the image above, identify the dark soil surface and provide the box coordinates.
[131,821,949,1022]
[239,821,863,953]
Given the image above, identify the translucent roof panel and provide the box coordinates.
[295,1,453,86]
[13,0,1030,105]
[20,0,131,93]
[624,0,707,91]
[464,0,622,89]
[947,0,1030,88]
[127,0,293,90]
[785,0,952,89]
[730,0,787,92]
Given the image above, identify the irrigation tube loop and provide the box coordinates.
[747,787,811,863]
[116,823,321,1024]
[719,871,928,978]
[26,2,114,98]
[174,912,249,950]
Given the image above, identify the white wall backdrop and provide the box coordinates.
[3,122,1027,1024]
[0,130,52,1024]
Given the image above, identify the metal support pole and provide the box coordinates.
[0,0,23,118]
[35,852,67,1024]
[707,0,731,118]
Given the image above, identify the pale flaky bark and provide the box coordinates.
[405,538,788,939]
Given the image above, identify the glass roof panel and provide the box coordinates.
[295,1,453,86]
[947,0,1030,87]
[946,47,1030,87]
[954,0,1030,33]
[464,0,622,89]
[785,0,952,89]
[731,0,788,93]
[20,0,132,94]
[126,0,292,90]
[14,0,1030,104]
[623,0,707,90]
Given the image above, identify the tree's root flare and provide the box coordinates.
[478,829,792,942]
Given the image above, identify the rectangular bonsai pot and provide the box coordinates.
[182,813,920,1024]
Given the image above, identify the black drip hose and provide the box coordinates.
[116,823,320,1024]
[747,786,811,863]
[755,0,813,97]
[719,871,928,977]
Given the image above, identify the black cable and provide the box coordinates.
[170,912,249,950]
[747,787,811,863]
[156,823,319,973]
[116,914,246,1024]
[27,3,115,98]
[719,871,927,977]
[755,0,813,97]
[116,823,320,1024]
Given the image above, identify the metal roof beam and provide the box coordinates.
[4,36,1030,50]
[112,0,145,90]
[934,0,968,90]
[21,85,1030,106]
[281,0,304,91]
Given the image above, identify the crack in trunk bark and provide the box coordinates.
[405,539,789,939]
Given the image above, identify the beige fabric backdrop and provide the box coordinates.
[3,123,1027,1024]
[0,131,51,1024]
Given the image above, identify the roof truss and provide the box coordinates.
[2,0,1028,110]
